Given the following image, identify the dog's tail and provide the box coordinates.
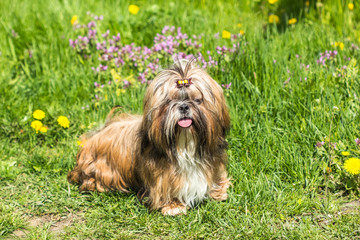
[106,105,123,120]
[105,105,123,123]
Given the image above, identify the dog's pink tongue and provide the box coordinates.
[178,119,192,128]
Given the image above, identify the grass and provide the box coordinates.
[1,0,360,239]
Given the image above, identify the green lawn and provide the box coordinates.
[1,0,360,239]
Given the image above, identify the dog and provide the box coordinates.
[68,60,231,215]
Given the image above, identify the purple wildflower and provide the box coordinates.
[88,29,97,40]
[162,26,170,34]
[11,30,18,38]
[317,50,337,65]
[176,27,188,40]
[216,46,228,55]
[28,50,33,58]
[351,43,359,51]
[123,80,130,88]
[221,83,232,89]
[316,141,325,148]
[102,30,110,38]
[94,15,104,21]
[283,78,290,85]
[331,142,337,149]
[98,64,108,71]
[138,72,147,83]
[88,21,96,29]
[69,39,78,48]
[68,22,240,92]
[112,33,121,42]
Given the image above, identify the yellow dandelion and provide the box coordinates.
[239,30,245,35]
[57,116,70,128]
[305,1,310,7]
[129,4,139,15]
[33,109,45,120]
[39,126,47,133]
[71,15,78,25]
[341,151,351,156]
[348,3,354,11]
[339,42,344,50]
[268,0,278,4]
[269,14,280,24]
[31,120,43,133]
[288,18,297,25]
[344,158,360,175]
[77,140,86,147]
[116,88,126,96]
[110,69,121,82]
[334,42,344,50]
[222,30,231,39]
[237,23,242,28]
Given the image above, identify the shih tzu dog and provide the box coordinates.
[68,60,231,215]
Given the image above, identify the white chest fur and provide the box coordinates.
[176,131,208,206]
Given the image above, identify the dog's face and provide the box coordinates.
[142,61,230,155]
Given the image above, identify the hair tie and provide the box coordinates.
[176,78,192,88]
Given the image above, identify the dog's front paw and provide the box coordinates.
[161,204,187,216]
[210,178,231,201]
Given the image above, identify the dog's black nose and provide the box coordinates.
[179,104,190,114]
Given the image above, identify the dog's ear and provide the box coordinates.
[201,72,230,136]
[216,89,230,136]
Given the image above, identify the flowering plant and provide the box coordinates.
[68,13,239,101]
[28,109,71,137]
[30,110,48,134]
[315,137,360,194]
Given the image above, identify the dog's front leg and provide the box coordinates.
[210,178,231,201]
[209,166,231,201]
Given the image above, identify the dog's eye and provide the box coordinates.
[194,99,203,104]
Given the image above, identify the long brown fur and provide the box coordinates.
[68,60,231,215]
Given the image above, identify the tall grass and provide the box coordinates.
[0,0,359,239]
